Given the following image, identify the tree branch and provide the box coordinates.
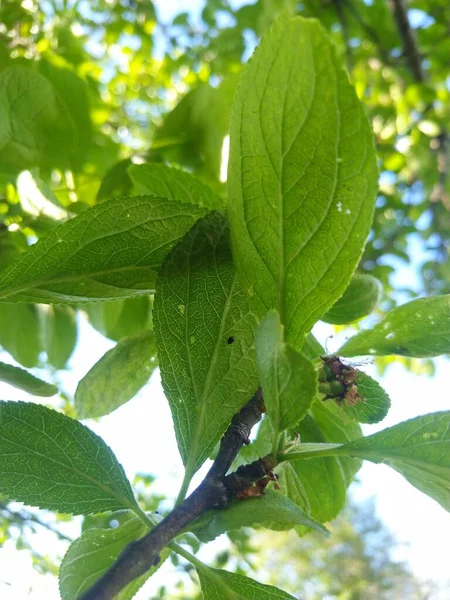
[79,388,273,600]
[388,0,424,82]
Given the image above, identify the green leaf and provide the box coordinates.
[59,516,168,600]
[0,304,41,367]
[154,212,258,477]
[300,335,364,485]
[0,66,77,171]
[310,399,362,486]
[153,77,236,182]
[84,296,152,341]
[189,490,327,542]
[0,195,208,303]
[75,330,157,419]
[129,163,224,210]
[196,565,297,599]
[256,310,316,432]
[338,295,450,358]
[280,415,346,523]
[97,159,133,203]
[338,411,450,512]
[322,273,382,324]
[0,401,137,514]
[228,16,378,348]
[38,60,92,169]
[337,370,391,424]
[0,362,57,396]
[43,305,77,369]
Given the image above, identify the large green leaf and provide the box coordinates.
[280,415,346,523]
[0,304,41,367]
[256,310,316,433]
[84,296,151,341]
[59,516,167,600]
[129,163,224,210]
[154,212,258,477]
[338,411,450,512]
[0,362,57,397]
[189,490,327,542]
[0,195,208,303]
[196,565,297,599]
[228,16,378,348]
[0,66,77,170]
[75,331,157,419]
[38,60,92,169]
[43,305,77,369]
[338,295,450,357]
[321,273,382,324]
[0,401,137,514]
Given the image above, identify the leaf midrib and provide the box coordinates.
[185,272,239,476]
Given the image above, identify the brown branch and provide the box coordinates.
[79,389,274,600]
[388,0,424,82]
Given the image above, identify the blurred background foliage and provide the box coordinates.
[0,0,449,595]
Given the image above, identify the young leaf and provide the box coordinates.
[280,415,346,523]
[0,66,77,170]
[129,163,224,210]
[299,336,364,484]
[338,295,450,357]
[154,212,258,477]
[0,401,137,514]
[196,565,297,599]
[228,16,378,348]
[0,362,57,397]
[256,310,316,432]
[321,273,382,324]
[338,411,450,512]
[336,370,391,424]
[43,305,77,369]
[0,196,208,303]
[84,296,151,341]
[189,490,327,542]
[59,516,168,600]
[0,303,42,367]
[75,331,157,419]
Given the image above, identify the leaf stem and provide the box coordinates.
[175,470,193,506]
[277,443,344,462]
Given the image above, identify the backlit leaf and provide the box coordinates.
[59,516,168,600]
[0,196,208,303]
[228,16,378,348]
[154,212,258,477]
[322,273,382,324]
[197,565,297,599]
[0,66,77,171]
[0,401,137,514]
[75,331,157,419]
[339,411,450,512]
[129,163,224,210]
[0,362,57,397]
[256,310,316,432]
[189,490,327,542]
[338,295,450,358]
